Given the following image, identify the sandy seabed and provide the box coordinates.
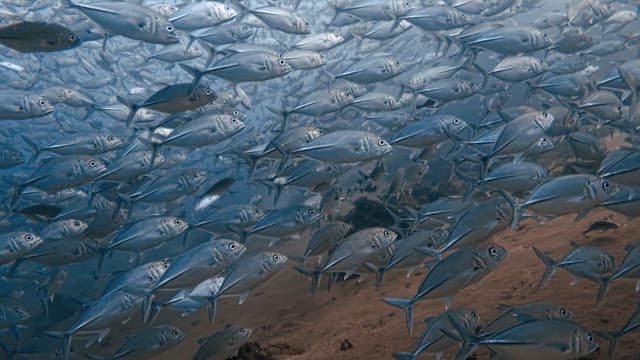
[147,208,640,360]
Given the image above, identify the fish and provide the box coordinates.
[482,302,574,334]
[583,219,619,236]
[598,241,640,305]
[168,2,237,30]
[193,326,252,360]
[290,130,392,164]
[295,227,397,293]
[392,308,479,360]
[515,174,617,226]
[448,317,599,360]
[0,91,54,120]
[61,0,180,45]
[596,305,640,359]
[383,244,507,335]
[0,21,80,52]
[533,245,615,288]
[89,325,185,359]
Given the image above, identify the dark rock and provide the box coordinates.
[340,339,353,351]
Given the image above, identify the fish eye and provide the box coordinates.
[229,243,237,250]
[13,307,21,314]
[233,110,239,116]
[89,160,97,167]
[587,334,593,343]
[69,35,76,41]
[107,135,115,141]
[172,329,179,336]
[602,181,610,190]
[38,99,47,106]
[231,118,237,123]
[453,118,460,124]
[255,209,260,214]
[25,234,33,241]
[11,152,18,158]
[560,308,568,316]
[192,173,200,179]
[240,328,248,334]
[205,89,212,95]
[278,59,286,66]
[163,262,169,268]
[383,230,391,236]
[308,209,316,216]
[174,219,182,225]
[489,246,498,256]
[166,25,174,32]
[73,220,80,226]
[541,138,548,143]
[273,254,280,261]
[377,139,387,146]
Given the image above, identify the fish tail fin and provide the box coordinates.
[495,190,521,231]
[442,313,480,360]
[364,262,385,290]
[596,276,612,306]
[595,330,621,359]
[179,63,205,89]
[141,293,155,323]
[382,297,415,335]
[321,67,336,90]
[46,331,73,360]
[115,95,139,128]
[392,352,417,360]
[532,247,558,288]
[207,298,217,324]
[20,135,42,164]
[293,265,322,295]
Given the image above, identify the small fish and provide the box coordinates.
[583,220,619,236]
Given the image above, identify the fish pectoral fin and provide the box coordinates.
[291,143,335,153]
[489,66,514,74]
[467,35,505,46]
[207,63,241,73]
[73,2,120,15]
[547,342,570,353]
[238,291,250,304]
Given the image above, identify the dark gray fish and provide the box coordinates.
[583,220,619,236]
[0,21,80,52]
[193,326,252,360]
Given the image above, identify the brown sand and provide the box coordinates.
[152,209,640,360]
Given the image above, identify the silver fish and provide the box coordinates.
[383,244,507,335]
